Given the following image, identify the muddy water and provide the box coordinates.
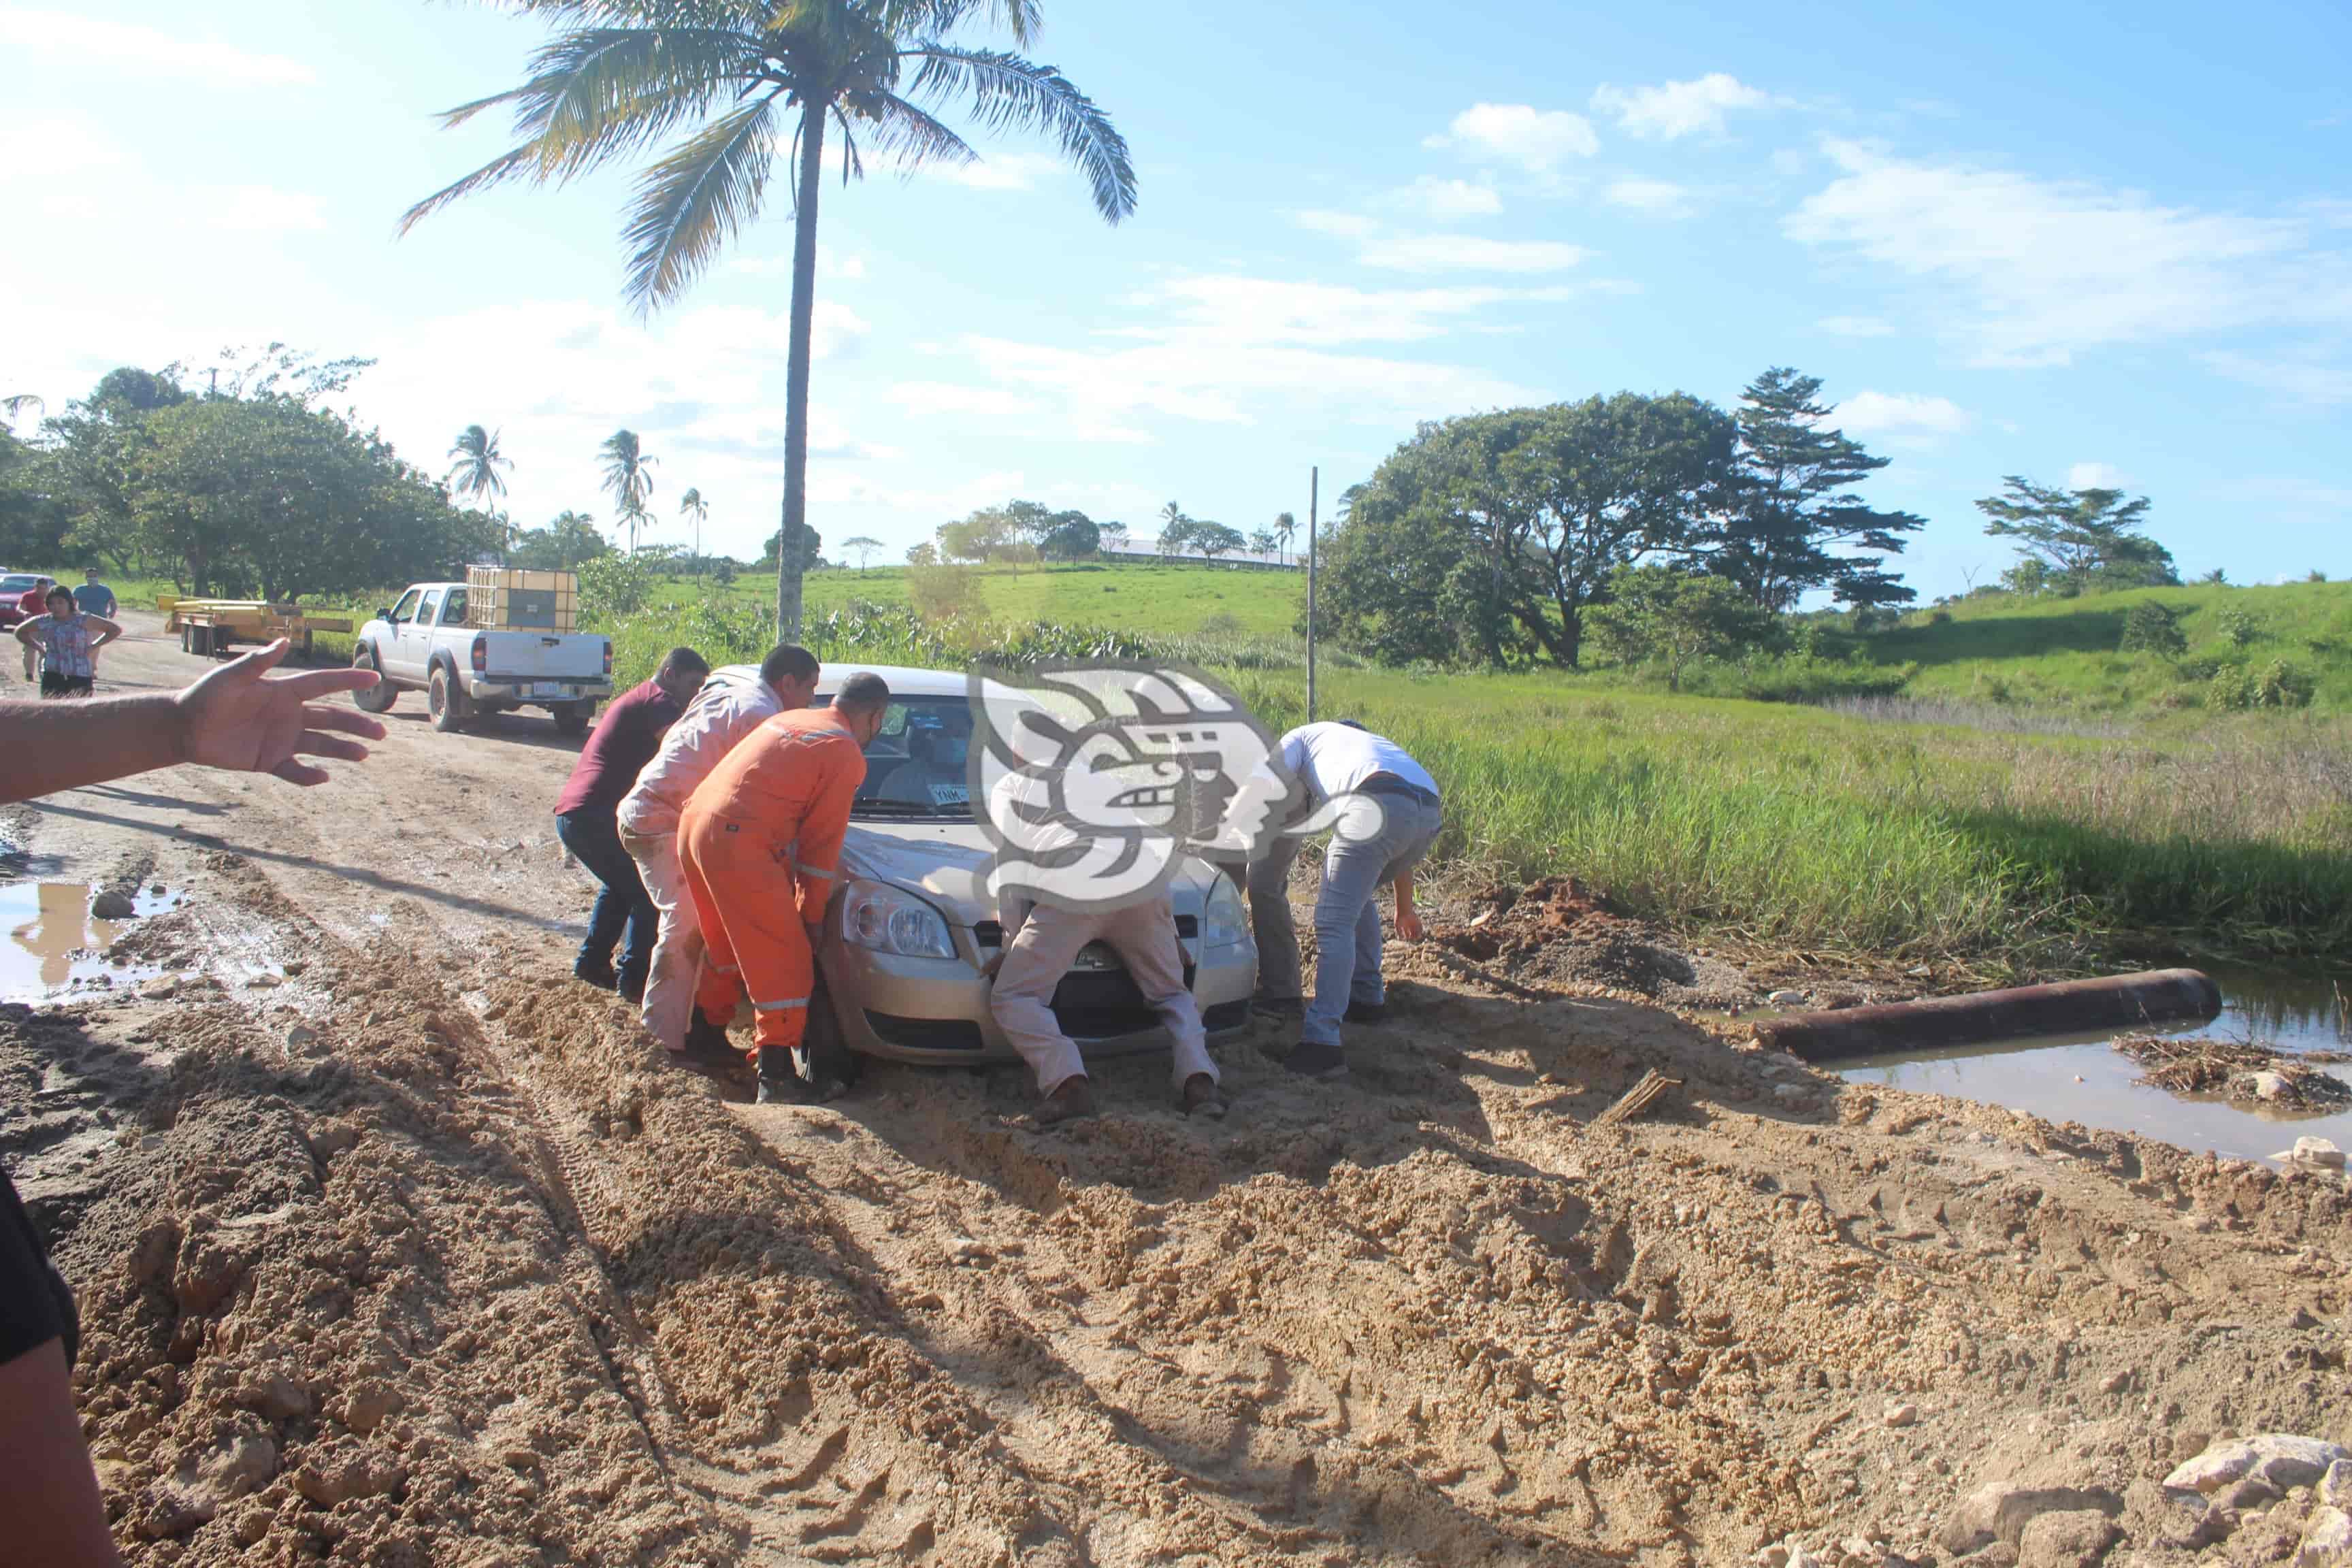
[0,881,174,1002]
[1838,961,2352,1165]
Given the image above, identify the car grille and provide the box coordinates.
[863,1013,984,1051]
[1051,964,1197,1040]
[972,913,1198,949]
[1201,1000,1250,1033]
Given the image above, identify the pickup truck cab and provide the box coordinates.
[350,582,612,736]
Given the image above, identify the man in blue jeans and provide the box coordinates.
[553,647,708,1001]
[1245,719,1442,1079]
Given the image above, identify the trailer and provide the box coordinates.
[161,597,355,660]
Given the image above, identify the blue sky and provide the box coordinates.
[3,0,2347,596]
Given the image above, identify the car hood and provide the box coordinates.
[838,818,1221,925]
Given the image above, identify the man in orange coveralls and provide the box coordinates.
[678,671,890,1103]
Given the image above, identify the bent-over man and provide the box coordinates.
[618,644,821,1054]
[677,672,889,1103]
[1246,719,1441,1079]
[553,647,708,1001]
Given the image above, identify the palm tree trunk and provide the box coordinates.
[774,98,828,639]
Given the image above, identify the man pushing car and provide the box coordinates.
[676,671,889,1103]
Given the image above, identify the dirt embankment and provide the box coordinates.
[3,619,2349,1567]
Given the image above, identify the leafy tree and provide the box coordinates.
[905,540,938,567]
[404,0,1135,642]
[1248,526,1275,557]
[578,549,655,619]
[511,510,610,570]
[42,366,191,572]
[2119,600,2187,659]
[1098,522,1131,554]
[1190,521,1245,561]
[0,425,66,566]
[1701,368,1922,612]
[1586,564,1774,691]
[446,423,510,504]
[841,534,885,570]
[1977,476,2176,595]
[599,429,656,551]
[1039,511,1098,560]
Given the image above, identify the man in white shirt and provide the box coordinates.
[1245,719,1442,1079]
[617,644,821,1054]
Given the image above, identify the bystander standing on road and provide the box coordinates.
[14,582,47,683]
[13,587,119,700]
[553,647,709,1003]
[71,572,116,678]
[0,639,384,1567]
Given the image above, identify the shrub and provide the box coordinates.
[2216,605,2261,647]
[2119,600,2187,658]
[578,551,653,619]
[906,559,983,620]
[2253,659,2315,709]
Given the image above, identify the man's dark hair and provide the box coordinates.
[760,643,819,689]
[1335,718,1367,731]
[832,672,891,715]
[657,647,711,680]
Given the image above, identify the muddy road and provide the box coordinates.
[4,617,2348,1567]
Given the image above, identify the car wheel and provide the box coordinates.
[796,982,864,1097]
[428,665,469,732]
[553,700,593,738]
[350,645,397,713]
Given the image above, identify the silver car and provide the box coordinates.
[716,662,1258,1075]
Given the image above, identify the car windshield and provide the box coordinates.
[835,695,977,819]
[0,576,40,593]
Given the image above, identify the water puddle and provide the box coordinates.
[1,881,178,1004]
[1838,961,2351,1166]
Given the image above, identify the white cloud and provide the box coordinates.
[2067,462,2129,489]
[2206,350,2352,406]
[924,152,1060,192]
[1357,234,1586,274]
[1817,314,1895,337]
[1425,103,1599,172]
[1786,139,2352,367]
[889,380,1046,420]
[204,186,327,233]
[1590,74,1768,140]
[1835,391,1972,436]
[1294,209,1377,239]
[1130,276,1580,346]
[0,8,313,84]
[1603,179,1689,214]
[1390,177,1503,219]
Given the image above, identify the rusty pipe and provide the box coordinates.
[1754,968,2222,1062]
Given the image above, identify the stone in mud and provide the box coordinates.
[1883,1401,1918,1428]
[2300,1507,2352,1567]
[235,1369,312,1422]
[294,1446,404,1507]
[2165,1435,2352,1496]
[2323,1460,2352,1508]
[1767,989,1808,1007]
[2293,1137,2347,1169]
[2253,1071,2290,1101]
[92,888,136,919]
[1939,1483,2122,1555]
[2017,1509,2119,1568]
[137,976,179,1000]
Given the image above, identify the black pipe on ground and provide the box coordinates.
[1754,968,2223,1062]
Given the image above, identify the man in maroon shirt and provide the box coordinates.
[555,647,708,1000]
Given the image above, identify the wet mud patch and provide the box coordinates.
[1415,879,1756,1011]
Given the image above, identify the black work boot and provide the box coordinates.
[1034,1076,1096,1127]
[676,1013,733,1062]
[753,1046,803,1105]
[1343,998,1387,1024]
[1286,1039,1348,1079]
[573,953,617,990]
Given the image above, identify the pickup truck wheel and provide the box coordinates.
[553,700,593,738]
[428,666,470,732]
[350,646,397,714]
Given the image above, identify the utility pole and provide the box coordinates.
[1305,466,1318,723]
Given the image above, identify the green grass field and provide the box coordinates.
[771,561,1307,640]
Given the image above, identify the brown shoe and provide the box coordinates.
[1035,1075,1096,1127]
[1178,1073,1228,1120]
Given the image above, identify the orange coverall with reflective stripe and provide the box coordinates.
[676,706,866,1054]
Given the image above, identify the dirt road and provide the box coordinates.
[4,616,2348,1567]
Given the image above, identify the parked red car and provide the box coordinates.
[0,572,56,630]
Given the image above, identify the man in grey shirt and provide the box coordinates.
[1245,719,1441,1079]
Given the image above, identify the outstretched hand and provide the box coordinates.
[176,639,387,785]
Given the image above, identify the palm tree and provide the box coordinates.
[1273,510,1296,566]
[679,486,710,572]
[600,429,657,551]
[842,534,885,571]
[401,0,1137,640]
[1,394,44,430]
[446,424,511,504]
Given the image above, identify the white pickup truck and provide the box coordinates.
[350,582,612,735]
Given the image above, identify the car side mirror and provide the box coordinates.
[376,607,393,623]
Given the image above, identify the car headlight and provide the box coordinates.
[840,879,957,960]
[1203,872,1247,949]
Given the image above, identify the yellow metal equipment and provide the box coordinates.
[161,596,354,659]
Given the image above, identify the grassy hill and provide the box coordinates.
[778,561,1306,640]
[1867,579,2352,715]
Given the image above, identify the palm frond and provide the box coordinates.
[831,106,868,186]
[399,142,551,234]
[621,92,782,311]
[900,45,1134,221]
[875,0,1040,46]
[507,28,764,180]
[860,91,979,174]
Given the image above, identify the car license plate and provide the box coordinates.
[533,681,566,698]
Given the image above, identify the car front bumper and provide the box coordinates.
[819,926,1257,1066]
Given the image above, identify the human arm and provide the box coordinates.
[1394,871,1423,943]
[0,1339,125,1567]
[789,738,866,928]
[12,620,37,650]
[0,638,384,803]
[84,616,122,651]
